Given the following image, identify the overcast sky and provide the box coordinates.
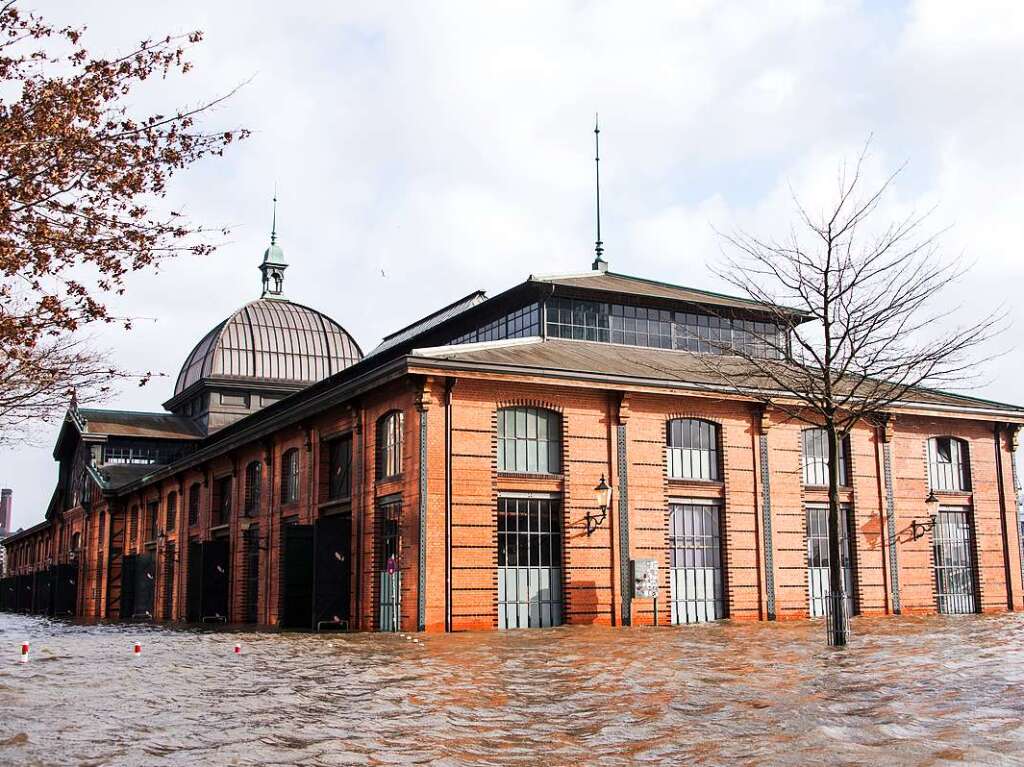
[3,1,1023,528]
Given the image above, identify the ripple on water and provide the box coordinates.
[2,613,1024,766]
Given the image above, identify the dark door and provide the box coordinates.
[18,574,34,612]
[52,564,78,617]
[314,515,352,628]
[281,524,314,629]
[201,540,230,621]
[0,577,12,611]
[131,552,156,619]
[186,540,203,622]
[33,569,53,615]
[106,512,127,620]
[120,555,137,620]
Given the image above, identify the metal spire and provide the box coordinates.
[592,114,607,272]
[270,185,278,246]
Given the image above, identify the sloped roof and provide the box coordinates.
[410,338,1024,417]
[529,271,809,316]
[368,290,488,357]
[88,463,164,492]
[77,409,204,440]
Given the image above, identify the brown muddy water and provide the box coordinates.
[1,613,1023,767]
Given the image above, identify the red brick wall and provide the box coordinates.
[6,374,1022,631]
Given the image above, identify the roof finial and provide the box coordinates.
[592,114,607,273]
[270,184,278,246]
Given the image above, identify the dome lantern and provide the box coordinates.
[260,193,288,299]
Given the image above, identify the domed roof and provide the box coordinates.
[174,299,363,396]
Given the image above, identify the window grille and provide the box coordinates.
[376,412,404,480]
[166,492,177,532]
[668,501,725,623]
[802,428,850,487]
[666,419,720,481]
[928,437,971,492]
[244,461,262,516]
[933,507,977,614]
[281,448,300,504]
[497,496,563,629]
[806,503,856,618]
[497,407,562,474]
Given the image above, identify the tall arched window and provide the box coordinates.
[928,437,971,492]
[244,460,262,516]
[497,407,562,474]
[802,428,850,487]
[188,483,201,527]
[376,411,404,480]
[281,448,300,504]
[666,419,720,481]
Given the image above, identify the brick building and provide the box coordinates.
[1,235,1022,631]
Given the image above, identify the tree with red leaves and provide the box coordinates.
[0,2,246,442]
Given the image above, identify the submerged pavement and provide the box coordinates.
[1,613,1023,766]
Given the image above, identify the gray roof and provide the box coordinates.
[411,338,1024,417]
[175,299,363,395]
[530,271,809,316]
[77,409,203,439]
[89,463,165,492]
[369,291,487,357]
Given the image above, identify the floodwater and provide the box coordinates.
[1,614,1023,767]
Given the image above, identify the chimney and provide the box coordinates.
[0,488,11,536]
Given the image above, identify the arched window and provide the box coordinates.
[666,419,720,481]
[928,437,971,492]
[244,460,262,516]
[166,492,178,531]
[70,531,82,552]
[326,436,352,500]
[497,407,562,474]
[281,448,300,504]
[188,483,201,527]
[376,411,404,480]
[802,428,850,487]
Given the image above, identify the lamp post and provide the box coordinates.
[912,491,941,540]
[585,475,612,536]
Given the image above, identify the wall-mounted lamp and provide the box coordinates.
[911,491,941,540]
[585,475,612,536]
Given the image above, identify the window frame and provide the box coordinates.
[496,406,563,475]
[166,491,177,532]
[244,460,262,517]
[802,428,851,488]
[281,448,300,505]
[666,418,721,482]
[376,411,404,481]
[327,435,353,501]
[928,436,972,492]
[187,483,201,527]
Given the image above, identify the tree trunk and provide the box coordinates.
[825,422,850,646]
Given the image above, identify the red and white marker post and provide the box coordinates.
[133,641,142,658]
[233,643,241,655]
[20,642,29,663]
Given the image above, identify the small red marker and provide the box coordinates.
[133,642,142,658]
[20,642,29,663]
[233,643,241,655]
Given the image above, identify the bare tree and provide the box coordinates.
[705,146,1003,645]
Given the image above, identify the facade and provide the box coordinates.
[1,236,1022,630]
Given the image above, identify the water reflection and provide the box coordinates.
[1,614,1023,766]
